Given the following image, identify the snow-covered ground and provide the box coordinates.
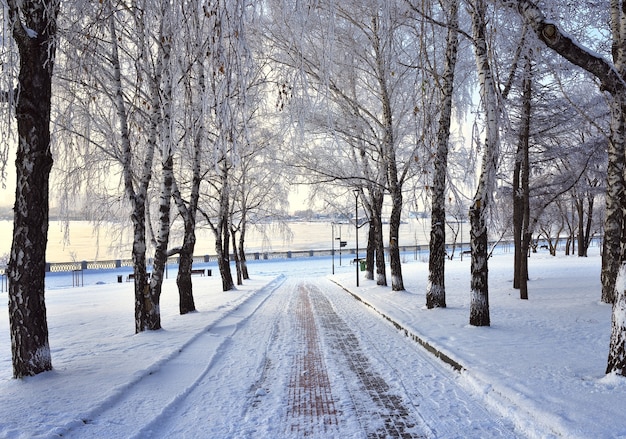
[0,246,623,438]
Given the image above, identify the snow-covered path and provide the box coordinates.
[59,276,521,438]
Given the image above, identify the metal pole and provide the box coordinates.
[459,222,463,261]
[339,225,342,266]
[332,223,335,275]
[355,190,359,287]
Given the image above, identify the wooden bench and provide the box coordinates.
[191,269,205,276]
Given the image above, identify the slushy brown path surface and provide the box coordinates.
[64,276,522,438]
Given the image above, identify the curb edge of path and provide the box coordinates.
[330,279,573,438]
[329,280,466,373]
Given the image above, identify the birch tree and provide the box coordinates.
[3,0,59,377]
[410,0,460,308]
[503,0,626,375]
[144,0,178,330]
[467,0,500,327]
[171,51,205,314]
[267,0,422,290]
[197,0,253,292]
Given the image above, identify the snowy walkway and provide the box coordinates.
[2,250,624,438]
[59,277,519,438]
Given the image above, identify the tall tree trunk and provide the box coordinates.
[361,189,377,281]
[145,9,176,330]
[130,200,151,333]
[231,228,243,286]
[602,100,624,303]
[583,194,594,257]
[503,0,626,374]
[176,235,197,314]
[371,14,402,290]
[469,200,490,327]
[215,178,235,291]
[147,155,175,331]
[469,0,498,327]
[605,95,626,372]
[365,218,376,281]
[388,192,404,291]
[172,172,199,315]
[513,151,523,289]
[217,217,235,291]
[371,191,387,286]
[109,6,156,333]
[576,197,586,257]
[172,177,199,315]
[173,45,204,315]
[239,221,249,280]
[427,0,458,309]
[6,0,60,377]
[514,55,532,300]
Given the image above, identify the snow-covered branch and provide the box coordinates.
[501,0,626,95]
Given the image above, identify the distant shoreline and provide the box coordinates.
[0,218,454,264]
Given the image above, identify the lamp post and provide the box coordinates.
[332,222,335,274]
[354,189,360,287]
[336,224,342,266]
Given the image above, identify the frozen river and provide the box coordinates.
[0,218,466,263]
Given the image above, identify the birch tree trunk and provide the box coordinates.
[427,0,459,309]
[215,174,235,291]
[239,223,249,280]
[147,155,174,331]
[606,94,626,371]
[172,22,205,315]
[145,4,177,330]
[107,5,158,333]
[6,0,59,378]
[601,0,626,303]
[469,0,499,327]
[173,168,199,314]
[369,12,404,291]
[359,189,377,281]
[176,217,197,314]
[602,98,625,304]
[372,190,387,286]
[231,226,243,286]
[173,162,199,314]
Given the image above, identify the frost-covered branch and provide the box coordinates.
[500,0,626,95]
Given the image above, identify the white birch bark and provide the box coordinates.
[108,3,157,333]
[469,0,499,327]
[5,0,59,378]
[427,0,459,309]
[147,0,176,330]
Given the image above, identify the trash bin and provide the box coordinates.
[359,260,366,271]
[117,275,123,283]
